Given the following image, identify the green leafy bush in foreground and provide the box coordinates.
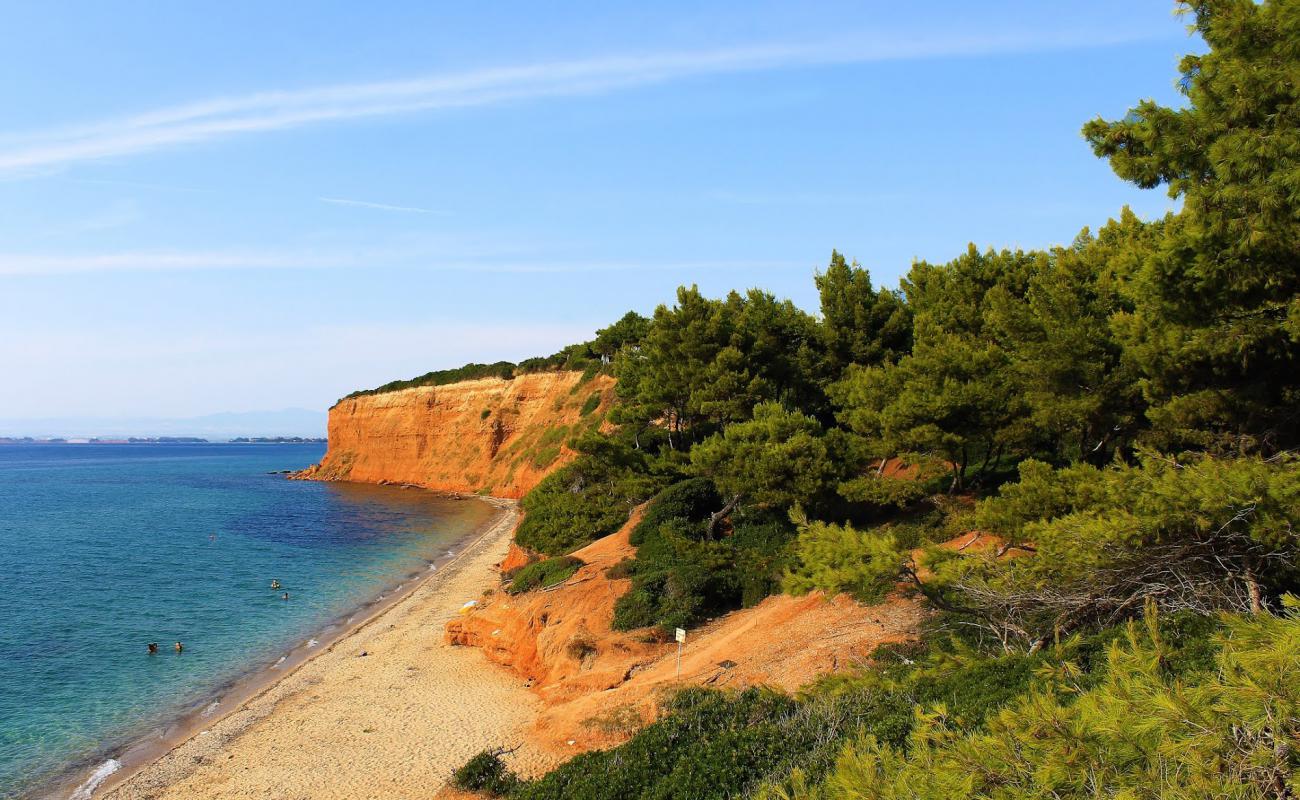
[774,607,1300,800]
[507,556,583,594]
[451,748,520,795]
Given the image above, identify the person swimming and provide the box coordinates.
[282,592,290,601]
[174,641,184,654]
[147,642,158,655]
[270,579,281,590]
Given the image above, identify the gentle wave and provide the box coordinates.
[69,759,120,800]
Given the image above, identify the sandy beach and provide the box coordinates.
[97,500,557,800]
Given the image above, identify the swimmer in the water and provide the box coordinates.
[174,642,184,654]
[282,592,290,601]
[148,642,159,655]
[270,579,281,590]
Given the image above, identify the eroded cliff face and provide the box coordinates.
[296,371,615,498]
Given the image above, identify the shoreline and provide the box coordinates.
[54,493,537,800]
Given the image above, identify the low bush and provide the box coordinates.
[507,556,583,594]
[530,445,561,470]
[774,609,1291,800]
[515,457,647,555]
[579,391,603,417]
[613,480,795,632]
[451,748,520,795]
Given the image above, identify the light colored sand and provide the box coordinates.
[100,502,557,800]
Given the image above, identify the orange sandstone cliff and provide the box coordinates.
[295,371,614,498]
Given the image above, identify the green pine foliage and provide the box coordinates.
[515,456,656,555]
[612,479,795,631]
[777,609,1300,800]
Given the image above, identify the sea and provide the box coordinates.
[0,442,497,799]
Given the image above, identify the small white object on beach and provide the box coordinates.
[459,600,478,614]
[491,629,502,637]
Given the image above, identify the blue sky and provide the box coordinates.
[0,2,1195,423]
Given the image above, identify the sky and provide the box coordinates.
[0,1,1197,427]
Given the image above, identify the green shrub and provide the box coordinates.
[508,556,583,594]
[779,609,1300,800]
[530,445,561,470]
[451,748,520,795]
[481,408,492,419]
[536,424,570,449]
[782,520,908,603]
[613,480,795,631]
[511,688,805,800]
[628,478,720,546]
[580,391,603,417]
[604,558,635,580]
[515,457,647,555]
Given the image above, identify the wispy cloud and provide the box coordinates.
[319,196,441,214]
[0,246,800,276]
[0,29,1162,174]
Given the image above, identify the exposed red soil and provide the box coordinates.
[294,371,615,498]
[446,509,928,754]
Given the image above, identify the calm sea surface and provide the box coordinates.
[0,443,494,798]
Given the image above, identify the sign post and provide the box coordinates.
[675,627,686,679]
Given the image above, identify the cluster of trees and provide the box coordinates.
[511,0,1300,643]
[449,3,1300,796]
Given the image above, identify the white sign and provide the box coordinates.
[675,627,686,643]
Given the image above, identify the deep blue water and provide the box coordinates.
[0,443,495,798]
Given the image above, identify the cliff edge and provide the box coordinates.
[295,371,615,498]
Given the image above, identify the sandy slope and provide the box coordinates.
[100,504,558,800]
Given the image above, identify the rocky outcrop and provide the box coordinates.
[294,371,615,498]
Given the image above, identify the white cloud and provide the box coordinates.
[0,30,1160,173]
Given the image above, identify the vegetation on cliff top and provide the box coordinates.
[432,2,1300,796]
[336,311,649,404]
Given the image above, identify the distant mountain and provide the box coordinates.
[0,409,327,440]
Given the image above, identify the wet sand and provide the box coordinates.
[97,501,558,800]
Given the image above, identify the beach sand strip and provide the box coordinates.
[99,501,556,800]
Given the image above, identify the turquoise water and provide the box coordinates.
[0,443,495,798]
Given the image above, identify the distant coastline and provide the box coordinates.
[0,436,326,445]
